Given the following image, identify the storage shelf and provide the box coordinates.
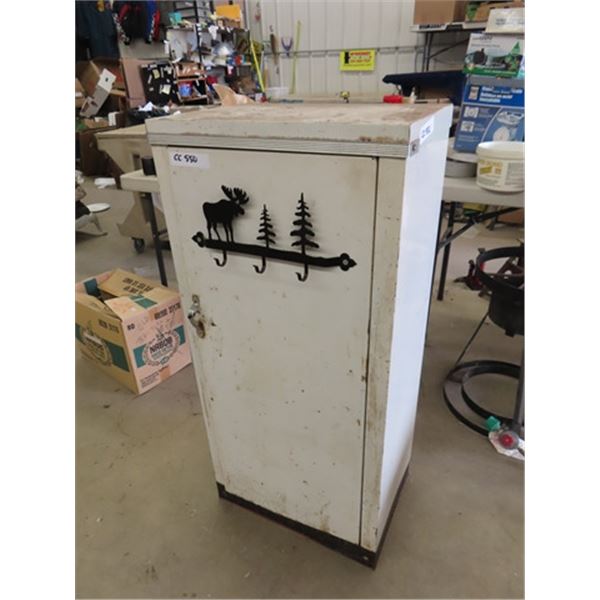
[167,26,198,32]
[442,176,524,208]
[179,95,208,102]
[411,21,486,33]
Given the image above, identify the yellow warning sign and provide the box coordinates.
[339,49,376,72]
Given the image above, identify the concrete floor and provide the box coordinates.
[76,181,524,599]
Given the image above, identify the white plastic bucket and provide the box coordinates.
[266,86,290,99]
[476,141,524,192]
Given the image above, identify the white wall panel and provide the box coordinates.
[291,0,312,94]
[307,0,327,94]
[323,0,344,96]
[246,0,464,98]
[354,0,382,96]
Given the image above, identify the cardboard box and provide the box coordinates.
[76,113,126,175]
[464,33,524,78]
[76,58,125,96]
[454,75,524,153]
[76,62,100,97]
[215,3,243,26]
[93,58,125,90]
[77,58,126,117]
[472,1,524,23]
[485,7,525,33]
[77,126,113,175]
[76,269,191,394]
[76,78,85,108]
[104,88,128,114]
[80,68,117,117]
[413,0,467,25]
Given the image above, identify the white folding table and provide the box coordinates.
[436,176,524,300]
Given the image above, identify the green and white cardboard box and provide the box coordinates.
[464,33,524,79]
[75,269,191,394]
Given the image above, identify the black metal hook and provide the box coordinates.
[214,248,227,267]
[295,262,309,282]
[253,256,267,274]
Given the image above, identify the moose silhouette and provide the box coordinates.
[203,186,250,242]
[192,189,357,280]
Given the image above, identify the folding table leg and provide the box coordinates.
[437,201,457,301]
[141,193,168,286]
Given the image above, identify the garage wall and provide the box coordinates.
[246,0,463,97]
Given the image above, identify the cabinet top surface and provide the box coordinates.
[145,103,450,146]
[95,124,147,139]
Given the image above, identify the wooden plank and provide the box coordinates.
[120,169,160,194]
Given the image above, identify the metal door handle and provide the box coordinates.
[187,295,206,338]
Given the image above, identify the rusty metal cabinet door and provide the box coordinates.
[153,146,378,544]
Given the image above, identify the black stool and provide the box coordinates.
[443,245,524,438]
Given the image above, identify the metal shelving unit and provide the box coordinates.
[411,21,486,71]
[172,1,214,63]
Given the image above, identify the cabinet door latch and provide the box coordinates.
[187,295,206,338]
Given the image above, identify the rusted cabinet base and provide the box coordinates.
[216,467,409,569]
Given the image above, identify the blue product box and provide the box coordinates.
[454,76,524,153]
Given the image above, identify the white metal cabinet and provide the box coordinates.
[147,103,452,566]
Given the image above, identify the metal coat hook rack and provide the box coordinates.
[192,187,356,282]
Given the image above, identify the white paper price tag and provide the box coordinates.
[169,150,210,169]
[419,118,434,144]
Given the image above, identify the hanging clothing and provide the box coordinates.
[113,1,161,44]
[145,1,161,43]
[75,1,119,59]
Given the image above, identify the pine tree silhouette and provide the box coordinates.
[256,204,276,247]
[290,193,319,281]
[254,204,276,273]
[290,193,319,254]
